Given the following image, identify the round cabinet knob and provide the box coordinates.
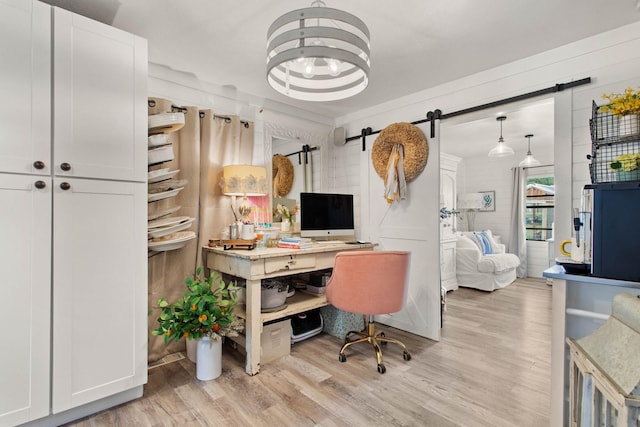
[60,182,71,191]
[60,162,71,171]
[34,180,46,189]
[33,160,46,170]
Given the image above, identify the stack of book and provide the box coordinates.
[276,237,312,249]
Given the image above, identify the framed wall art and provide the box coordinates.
[479,191,495,211]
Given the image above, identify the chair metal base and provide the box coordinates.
[338,315,411,374]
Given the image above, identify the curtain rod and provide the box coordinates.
[276,144,318,165]
[147,99,250,128]
[147,99,189,114]
[511,164,554,171]
[345,77,592,151]
[198,111,250,128]
[522,163,554,170]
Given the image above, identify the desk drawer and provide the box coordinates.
[264,254,316,274]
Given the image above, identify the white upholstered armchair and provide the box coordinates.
[456,230,520,291]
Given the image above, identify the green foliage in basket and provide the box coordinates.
[609,153,640,172]
[151,267,243,343]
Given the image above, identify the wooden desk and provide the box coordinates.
[202,242,374,375]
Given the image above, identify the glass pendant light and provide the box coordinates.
[519,134,541,167]
[488,116,515,158]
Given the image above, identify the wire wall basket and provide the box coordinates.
[588,101,640,184]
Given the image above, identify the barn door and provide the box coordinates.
[360,121,441,341]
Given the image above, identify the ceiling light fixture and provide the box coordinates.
[488,116,515,158]
[519,134,541,167]
[266,0,370,102]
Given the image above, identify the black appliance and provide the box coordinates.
[290,309,323,344]
[589,182,640,282]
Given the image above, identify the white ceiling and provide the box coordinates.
[43,0,640,156]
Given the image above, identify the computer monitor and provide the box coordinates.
[300,192,355,239]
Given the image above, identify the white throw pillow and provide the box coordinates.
[457,234,480,251]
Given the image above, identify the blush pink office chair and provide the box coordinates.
[325,250,411,374]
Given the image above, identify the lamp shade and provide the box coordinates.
[488,141,515,157]
[220,165,268,196]
[519,153,541,167]
[457,193,484,209]
[488,115,514,158]
[519,134,541,167]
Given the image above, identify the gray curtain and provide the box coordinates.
[509,167,527,277]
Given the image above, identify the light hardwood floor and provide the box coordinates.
[66,278,551,427]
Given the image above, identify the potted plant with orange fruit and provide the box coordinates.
[151,267,243,380]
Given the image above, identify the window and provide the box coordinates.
[525,176,554,241]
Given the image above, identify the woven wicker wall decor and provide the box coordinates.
[371,122,428,182]
[272,154,294,197]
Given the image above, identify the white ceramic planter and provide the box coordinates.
[196,336,222,380]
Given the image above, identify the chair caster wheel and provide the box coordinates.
[403,351,412,361]
[377,364,386,374]
[378,331,387,346]
[338,353,347,363]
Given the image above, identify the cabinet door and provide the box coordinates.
[0,173,51,425]
[52,178,147,412]
[53,7,147,182]
[440,168,456,234]
[441,240,458,291]
[0,0,51,175]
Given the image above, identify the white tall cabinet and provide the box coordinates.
[440,154,460,292]
[0,1,148,426]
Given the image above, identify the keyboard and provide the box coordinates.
[314,240,346,245]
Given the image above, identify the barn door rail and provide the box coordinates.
[345,77,591,151]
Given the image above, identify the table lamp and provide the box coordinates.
[457,193,484,231]
[220,164,268,223]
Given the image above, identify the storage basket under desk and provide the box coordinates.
[589,101,640,184]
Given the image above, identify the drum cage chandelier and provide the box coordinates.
[266,1,370,102]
